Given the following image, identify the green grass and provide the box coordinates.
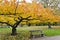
[0,26,60,40]
[43,29,60,36]
[0,26,60,36]
[16,26,60,36]
[0,28,30,40]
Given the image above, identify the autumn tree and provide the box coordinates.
[0,0,60,35]
[0,0,32,35]
[0,0,41,35]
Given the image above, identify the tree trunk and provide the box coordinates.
[48,22,51,28]
[11,27,17,35]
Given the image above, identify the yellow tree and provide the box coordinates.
[0,0,60,35]
[0,0,39,35]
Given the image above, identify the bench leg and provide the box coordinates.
[41,34,44,37]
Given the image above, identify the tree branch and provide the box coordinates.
[0,22,13,27]
[26,16,31,19]
[0,14,15,15]
[14,0,19,15]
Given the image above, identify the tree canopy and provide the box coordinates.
[0,0,60,25]
[0,0,60,35]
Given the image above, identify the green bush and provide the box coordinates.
[0,31,30,40]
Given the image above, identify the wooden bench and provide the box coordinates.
[29,30,44,38]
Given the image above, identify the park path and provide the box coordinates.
[30,35,60,40]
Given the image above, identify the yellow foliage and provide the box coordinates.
[0,0,60,25]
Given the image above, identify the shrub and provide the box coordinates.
[0,30,30,40]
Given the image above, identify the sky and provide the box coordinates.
[16,0,32,3]
[25,0,32,3]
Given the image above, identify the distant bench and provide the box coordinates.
[29,30,44,38]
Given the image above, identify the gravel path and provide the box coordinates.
[30,35,60,40]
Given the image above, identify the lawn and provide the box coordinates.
[43,29,60,36]
[0,26,60,40]
[0,26,60,36]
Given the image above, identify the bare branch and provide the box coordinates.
[14,0,19,15]
[18,16,23,20]
[26,16,31,19]
[0,22,13,27]
[14,18,19,22]
[0,14,15,15]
